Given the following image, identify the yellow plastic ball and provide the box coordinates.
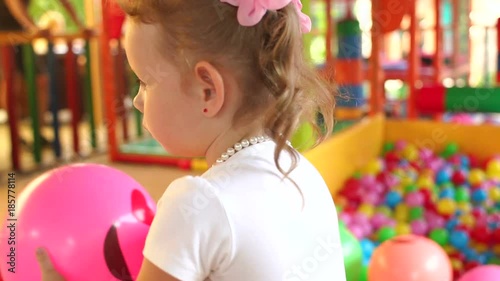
[456,202,471,213]
[469,169,486,186]
[437,198,456,216]
[395,203,409,222]
[375,206,392,217]
[363,159,383,175]
[493,245,500,255]
[460,214,475,228]
[402,145,419,162]
[445,245,457,255]
[450,258,463,271]
[487,160,500,179]
[490,187,500,202]
[472,243,488,253]
[400,176,414,187]
[358,203,375,218]
[395,222,411,235]
[417,176,435,189]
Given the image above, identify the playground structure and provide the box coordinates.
[1,0,499,173]
[0,31,100,171]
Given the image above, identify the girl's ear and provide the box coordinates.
[194,61,225,117]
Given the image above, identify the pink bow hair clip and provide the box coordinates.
[220,0,312,33]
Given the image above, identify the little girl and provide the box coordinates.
[35,0,347,280]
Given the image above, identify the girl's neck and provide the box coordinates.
[205,125,266,167]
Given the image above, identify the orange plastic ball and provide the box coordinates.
[369,235,452,281]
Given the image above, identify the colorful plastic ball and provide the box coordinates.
[410,219,428,235]
[459,214,476,229]
[383,142,395,153]
[370,213,388,229]
[456,202,472,213]
[358,203,375,218]
[0,164,156,281]
[469,169,486,186]
[385,191,403,208]
[402,145,419,162]
[489,187,500,202]
[409,206,424,221]
[377,226,396,243]
[442,142,459,158]
[440,187,456,199]
[404,184,419,194]
[437,198,457,216]
[486,160,500,179]
[405,192,424,207]
[417,176,435,189]
[339,223,363,281]
[395,222,411,236]
[429,228,450,246]
[455,186,470,202]
[360,239,376,263]
[453,170,468,186]
[471,189,488,204]
[436,168,452,185]
[458,265,500,281]
[450,230,470,250]
[394,204,409,222]
[375,206,392,217]
[364,159,384,175]
[369,235,452,281]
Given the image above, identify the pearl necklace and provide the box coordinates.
[215,135,271,164]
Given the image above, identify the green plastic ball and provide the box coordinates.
[489,257,500,265]
[455,187,470,202]
[429,228,449,246]
[358,265,368,281]
[339,222,363,281]
[404,184,418,194]
[377,226,396,243]
[441,142,459,158]
[383,142,395,154]
[409,206,424,221]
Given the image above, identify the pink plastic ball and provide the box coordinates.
[395,140,408,151]
[411,220,429,236]
[339,212,352,225]
[426,214,446,229]
[458,265,500,281]
[349,225,365,239]
[369,235,452,281]
[361,192,379,205]
[0,164,156,281]
[370,213,388,229]
[405,192,425,207]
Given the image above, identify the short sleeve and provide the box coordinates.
[142,176,233,281]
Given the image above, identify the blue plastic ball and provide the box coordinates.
[439,188,455,199]
[460,155,470,168]
[446,218,459,231]
[436,169,452,185]
[385,191,402,208]
[360,239,375,265]
[471,189,488,203]
[450,230,469,249]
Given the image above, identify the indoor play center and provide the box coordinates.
[1,0,500,280]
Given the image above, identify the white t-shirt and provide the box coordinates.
[143,141,346,281]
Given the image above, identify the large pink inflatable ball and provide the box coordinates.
[368,235,452,281]
[0,164,156,281]
[458,265,500,281]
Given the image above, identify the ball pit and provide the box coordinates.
[336,141,500,280]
